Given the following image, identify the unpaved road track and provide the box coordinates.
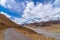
[26,27,60,40]
[3,28,32,40]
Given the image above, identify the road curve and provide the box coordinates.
[3,28,32,40]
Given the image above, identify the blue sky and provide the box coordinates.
[0,0,60,24]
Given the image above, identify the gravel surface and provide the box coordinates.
[3,28,32,40]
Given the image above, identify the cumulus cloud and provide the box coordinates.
[20,0,60,23]
[0,0,7,7]
[0,0,25,13]
[12,0,60,24]
[0,12,11,18]
[12,18,26,24]
[54,0,60,7]
[0,0,60,24]
[0,0,14,8]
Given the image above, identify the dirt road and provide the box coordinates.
[3,28,32,40]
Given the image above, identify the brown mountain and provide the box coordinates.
[0,14,20,29]
[24,18,60,39]
[0,14,55,40]
[23,18,60,40]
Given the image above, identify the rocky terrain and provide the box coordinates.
[0,14,55,40]
[24,19,60,40]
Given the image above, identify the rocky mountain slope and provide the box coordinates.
[0,14,55,40]
[24,18,60,40]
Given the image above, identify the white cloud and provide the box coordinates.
[12,0,60,24]
[21,1,60,23]
[12,18,27,24]
[12,17,36,24]
[54,0,60,7]
[0,0,25,13]
[0,0,60,24]
[0,12,11,18]
[0,0,7,8]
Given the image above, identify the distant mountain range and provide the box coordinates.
[23,19,60,27]
[0,13,60,28]
[0,14,57,40]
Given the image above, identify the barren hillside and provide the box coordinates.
[0,14,55,40]
[24,19,60,40]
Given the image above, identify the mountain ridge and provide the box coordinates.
[0,14,55,40]
[23,19,60,27]
[0,14,20,29]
